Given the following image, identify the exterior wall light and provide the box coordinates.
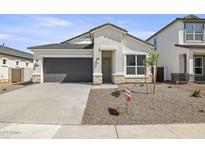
[96,58,100,64]
[34,59,39,67]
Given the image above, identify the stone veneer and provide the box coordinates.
[32,75,41,83]
[112,75,150,84]
[93,75,102,84]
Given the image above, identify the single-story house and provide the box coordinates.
[28,23,154,84]
[0,44,33,83]
[147,15,205,82]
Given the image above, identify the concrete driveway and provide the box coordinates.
[0,83,91,124]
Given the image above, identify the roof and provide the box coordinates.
[175,44,205,49]
[61,32,90,44]
[146,15,205,41]
[0,45,33,60]
[28,43,93,49]
[126,33,155,48]
[89,23,128,33]
[28,23,153,49]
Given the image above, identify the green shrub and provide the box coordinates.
[111,89,121,97]
[191,89,201,98]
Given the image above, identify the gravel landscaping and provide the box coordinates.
[0,81,35,95]
[82,83,205,125]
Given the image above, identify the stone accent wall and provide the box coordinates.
[112,75,124,84]
[112,75,151,84]
[93,75,102,84]
[171,73,189,82]
[194,75,205,81]
[171,73,205,82]
[32,75,41,83]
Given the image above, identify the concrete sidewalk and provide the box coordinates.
[0,122,205,139]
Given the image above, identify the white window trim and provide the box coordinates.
[185,23,204,42]
[124,53,148,78]
[194,57,203,75]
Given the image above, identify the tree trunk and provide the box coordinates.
[144,66,148,94]
[153,64,157,94]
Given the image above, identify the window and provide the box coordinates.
[126,55,146,76]
[26,62,29,67]
[185,23,204,42]
[16,61,19,66]
[2,59,7,65]
[194,57,203,75]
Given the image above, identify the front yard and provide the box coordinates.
[82,83,205,125]
[0,81,34,95]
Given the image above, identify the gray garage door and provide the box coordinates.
[43,58,93,82]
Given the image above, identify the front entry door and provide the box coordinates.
[102,58,111,83]
[12,68,21,83]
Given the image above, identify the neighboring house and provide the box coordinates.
[28,23,154,84]
[147,15,205,82]
[0,44,33,83]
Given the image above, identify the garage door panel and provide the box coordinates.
[43,58,93,82]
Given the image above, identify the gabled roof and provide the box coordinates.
[28,43,93,49]
[126,33,155,48]
[89,23,128,33]
[28,23,154,49]
[146,15,205,41]
[0,45,33,60]
[61,23,127,44]
[61,32,90,44]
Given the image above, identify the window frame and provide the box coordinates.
[185,23,204,42]
[1,58,8,67]
[124,54,148,78]
[194,57,203,75]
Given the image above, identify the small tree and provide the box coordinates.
[143,51,159,94]
[148,51,159,94]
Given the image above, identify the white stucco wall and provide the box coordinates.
[0,54,33,81]
[147,20,205,81]
[92,27,124,76]
[147,20,189,80]
[92,27,153,77]
[31,49,93,82]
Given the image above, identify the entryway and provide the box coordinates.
[102,51,112,83]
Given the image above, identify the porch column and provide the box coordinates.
[40,57,44,83]
[93,47,102,84]
[186,50,194,82]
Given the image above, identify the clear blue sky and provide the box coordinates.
[0,14,205,53]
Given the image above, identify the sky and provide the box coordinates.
[0,14,205,53]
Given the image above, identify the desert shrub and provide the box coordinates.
[2,88,6,91]
[199,109,204,113]
[168,86,172,88]
[111,89,121,97]
[176,81,183,85]
[191,89,201,98]
[140,84,144,87]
